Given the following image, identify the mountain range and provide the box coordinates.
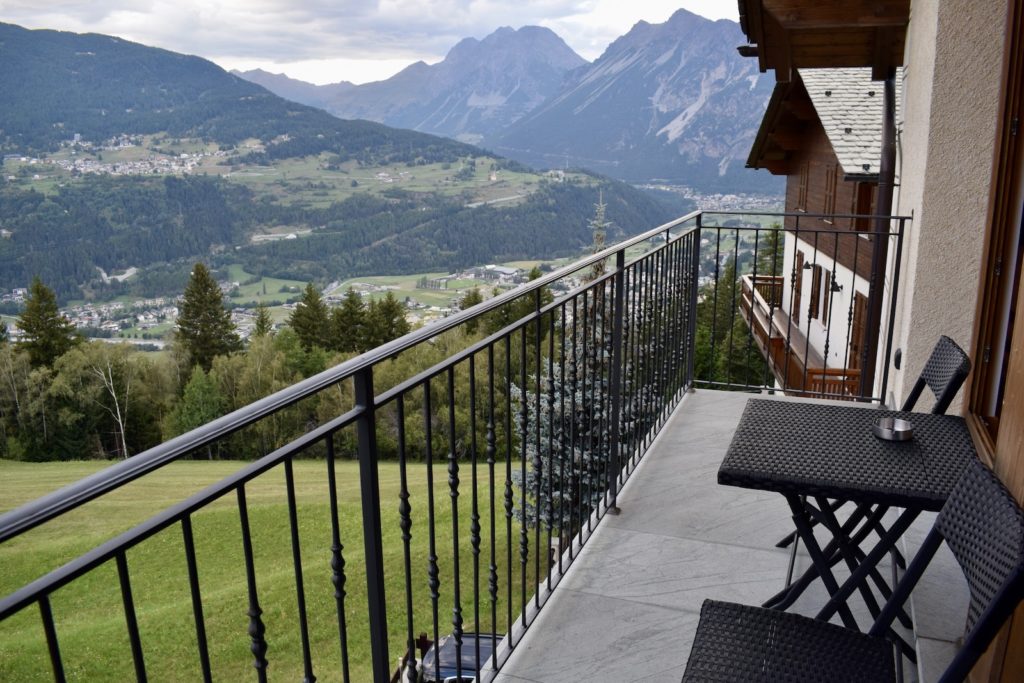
[0,21,674,300]
[0,21,475,166]
[235,26,586,147]
[235,10,779,194]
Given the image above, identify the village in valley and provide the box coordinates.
[0,260,550,347]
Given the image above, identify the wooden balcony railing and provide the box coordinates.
[739,274,860,400]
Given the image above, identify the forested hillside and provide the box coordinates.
[0,172,673,300]
[0,22,475,165]
[0,22,678,303]
[236,179,671,283]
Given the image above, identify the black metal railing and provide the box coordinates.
[0,210,907,682]
[694,212,907,403]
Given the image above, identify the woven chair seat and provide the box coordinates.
[682,600,894,682]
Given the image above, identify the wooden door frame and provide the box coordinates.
[965,2,1024,680]
[968,0,1024,460]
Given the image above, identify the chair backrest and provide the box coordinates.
[869,458,1024,682]
[900,336,971,414]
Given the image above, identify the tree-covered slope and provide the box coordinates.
[235,177,675,283]
[0,22,475,164]
[0,172,676,301]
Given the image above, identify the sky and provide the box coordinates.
[0,1,739,85]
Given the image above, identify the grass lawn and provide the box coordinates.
[0,459,542,682]
[224,265,307,307]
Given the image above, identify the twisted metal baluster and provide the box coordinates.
[396,396,418,683]
[237,486,268,682]
[446,367,464,681]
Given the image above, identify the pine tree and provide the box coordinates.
[330,288,366,352]
[289,283,330,351]
[364,292,410,349]
[17,276,81,367]
[0,319,7,345]
[458,287,484,334]
[253,303,273,338]
[176,263,241,371]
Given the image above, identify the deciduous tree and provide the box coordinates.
[169,366,225,458]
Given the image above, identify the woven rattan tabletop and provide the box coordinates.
[719,399,977,509]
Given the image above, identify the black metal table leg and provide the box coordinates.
[783,494,860,630]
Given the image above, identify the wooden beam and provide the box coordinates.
[783,98,817,121]
[761,160,791,175]
[769,127,806,151]
[763,0,910,30]
[763,9,794,82]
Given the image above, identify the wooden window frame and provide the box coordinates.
[809,264,823,320]
[823,164,838,220]
[969,1,1024,451]
[797,161,810,210]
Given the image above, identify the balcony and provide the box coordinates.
[0,211,929,682]
[490,389,964,682]
[739,273,861,398]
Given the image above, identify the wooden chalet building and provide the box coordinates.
[739,0,1024,680]
[740,67,899,397]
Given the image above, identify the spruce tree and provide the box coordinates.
[17,276,80,367]
[176,263,241,371]
[289,283,330,351]
[364,292,410,349]
[458,287,484,334]
[330,288,366,352]
[253,303,273,338]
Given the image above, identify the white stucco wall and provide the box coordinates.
[780,233,873,374]
[888,0,1009,411]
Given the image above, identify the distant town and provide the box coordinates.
[0,261,555,348]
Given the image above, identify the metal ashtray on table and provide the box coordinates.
[718,399,977,645]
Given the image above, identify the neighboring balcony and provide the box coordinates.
[739,273,861,398]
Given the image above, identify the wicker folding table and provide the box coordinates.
[718,399,978,633]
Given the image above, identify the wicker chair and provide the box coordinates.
[899,335,972,414]
[683,457,1024,682]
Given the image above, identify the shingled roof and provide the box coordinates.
[800,67,903,178]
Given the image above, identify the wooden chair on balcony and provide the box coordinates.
[683,457,1024,683]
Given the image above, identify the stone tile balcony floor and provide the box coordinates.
[493,389,969,683]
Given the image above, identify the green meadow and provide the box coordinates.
[0,459,541,681]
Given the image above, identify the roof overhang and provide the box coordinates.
[737,0,909,81]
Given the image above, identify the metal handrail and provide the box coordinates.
[0,211,701,544]
[0,209,912,682]
[0,407,361,619]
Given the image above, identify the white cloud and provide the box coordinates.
[0,0,739,84]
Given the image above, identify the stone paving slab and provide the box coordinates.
[496,389,965,683]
